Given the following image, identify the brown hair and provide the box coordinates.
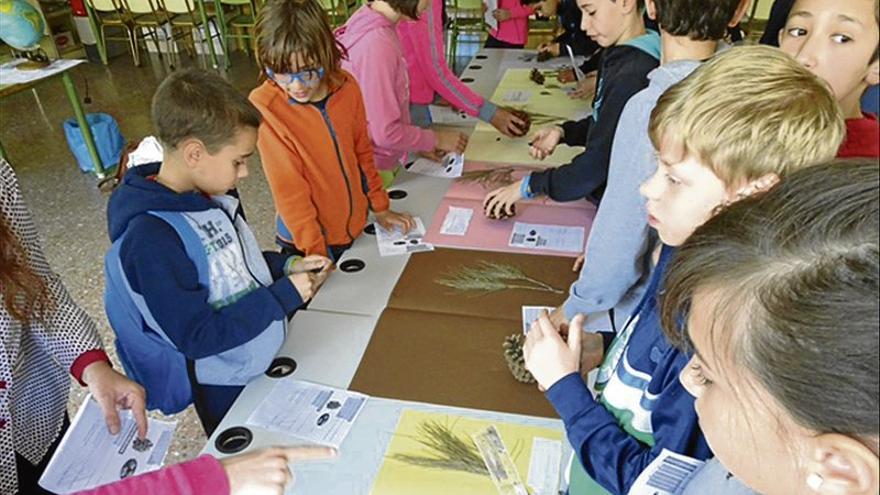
[0,215,51,327]
[661,159,880,452]
[649,45,844,186]
[256,0,348,88]
[652,0,744,41]
[151,68,262,153]
[381,0,421,21]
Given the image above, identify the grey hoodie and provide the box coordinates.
[563,60,702,330]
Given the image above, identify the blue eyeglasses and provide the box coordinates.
[266,67,325,86]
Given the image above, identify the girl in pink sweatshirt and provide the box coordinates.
[485,0,536,48]
[336,0,469,185]
[73,446,336,495]
[397,0,527,136]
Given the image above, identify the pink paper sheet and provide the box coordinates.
[448,162,590,211]
[424,196,596,258]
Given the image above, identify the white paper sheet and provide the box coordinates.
[522,305,556,334]
[38,396,176,494]
[527,437,562,495]
[428,105,478,126]
[508,222,585,253]
[439,206,474,236]
[405,153,464,178]
[0,58,85,86]
[247,379,368,449]
[484,0,499,31]
[375,217,434,257]
[629,449,705,495]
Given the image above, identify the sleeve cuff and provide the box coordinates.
[268,278,305,314]
[545,372,598,423]
[187,455,231,494]
[478,101,498,122]
[71,350,111,386]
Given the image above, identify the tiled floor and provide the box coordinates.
[0,37,494,464]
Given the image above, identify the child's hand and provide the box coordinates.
[288,256,331,302]
[434,130,469,154]
[556,67,576,83]
[538,42,560,57]
[529,126,563,160]
[375,210,416,233]
[222,446,337,495]
[572,254,585,272]
[417,149,445,162]
[523,312,584,390]
[492,8,512,21]
[569,72,597,100]
[490,107,529,137]
[484,179,523,219]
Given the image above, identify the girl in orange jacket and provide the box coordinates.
[250,0,414,259]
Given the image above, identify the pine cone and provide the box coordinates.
[503,333,536,384]
[529,68,546,85]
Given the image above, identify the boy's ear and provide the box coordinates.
[806,434,880,495]
[645,0,657,21]
[866,57,879,87]
[180,138,206,168]
[729,0,752,27]
[620,0,639,15]
[734,173,779,200]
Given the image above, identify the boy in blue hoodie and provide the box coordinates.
[104,68,330,435]
[523,46,845,495]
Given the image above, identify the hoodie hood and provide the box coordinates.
[646,59,701,92]
[335,5,395,50]
[107,162,216,241]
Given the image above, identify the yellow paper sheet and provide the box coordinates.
[465,69,592,168]
[370,409,564,495]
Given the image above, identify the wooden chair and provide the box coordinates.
[446,0,485,64]
[213,0,260,67]
[160,0,222,68]
[83,0,139,65]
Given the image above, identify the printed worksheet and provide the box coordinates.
[629,449,705,495]
[428,105,478,126]
[521,306,556,334]
[39,396,176,494]
[502,89,531,103]
[439,206,474,236]
[405,153,464,178]
[508,223,585,253]
[376,217,434,257]
[247,379,368,449]
[527,437,562,495]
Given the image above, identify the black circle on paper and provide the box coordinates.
[394,240,406,246]
[462,77,475,83]
[470,65,482,70]
[340,259,366,273]
[317,413,331,426]
[119,459,137,479]
[475,54,488,59]
[215,427,253,454]
[265,357,297,378]
[388,189,408,200]
[364,224,376,235]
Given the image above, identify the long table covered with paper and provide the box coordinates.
[201,49,601,495]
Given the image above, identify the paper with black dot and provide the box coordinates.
[405,153,464,179]
[508,222,585,253]
[375,217,434,257]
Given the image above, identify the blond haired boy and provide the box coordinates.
[523,45,843,495]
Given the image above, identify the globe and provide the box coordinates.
[0,0,46,51]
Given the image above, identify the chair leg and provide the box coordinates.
[124,25,141,66]
[97,24,110,65]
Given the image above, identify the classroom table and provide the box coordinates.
[201,48,591,494]
[0,60,107,179]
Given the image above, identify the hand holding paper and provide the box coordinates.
[82,361,148,439]
[523,312,584,390]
